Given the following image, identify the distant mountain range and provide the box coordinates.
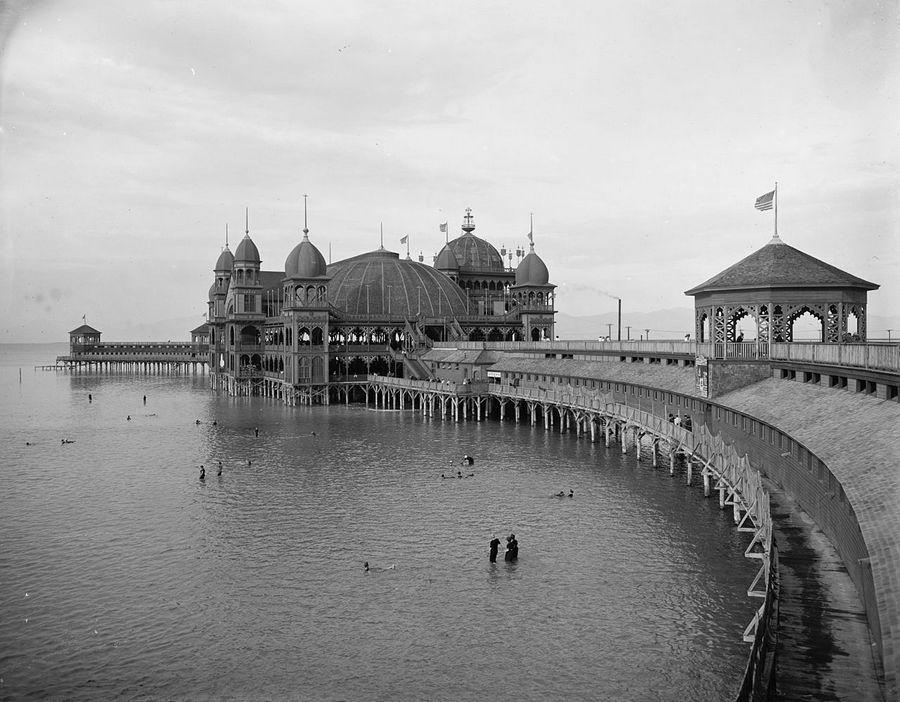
[555,309,900,342]
[555,308,695,341]
[98,309,900,343]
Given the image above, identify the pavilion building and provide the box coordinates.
[205,208,555,402]
[684,234,879,347]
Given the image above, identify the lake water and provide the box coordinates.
[0,343,757,701]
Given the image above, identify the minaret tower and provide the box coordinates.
[282,195,331,398]
[511,213,556,341]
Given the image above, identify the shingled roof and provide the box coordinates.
[684,236,879,296]
[68,324,101,334]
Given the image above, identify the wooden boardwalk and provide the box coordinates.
[769,487,885,701]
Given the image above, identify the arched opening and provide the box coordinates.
[790,308,824,342]
[845,309,860,341]
[730,308,759,341]
[298,327,311,346]
[531,327,541,341]
[487,328,504,341]
[240,325,259,346]
[698,313,709,343]
[311,327,324,346]
[469,328,485,342]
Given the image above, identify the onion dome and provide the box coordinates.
[434,209,504,273]
[285,232,327,279]
[234,233,260,265]
[515,245,550,286]
[328,249,469,317]
[214,245,233,272]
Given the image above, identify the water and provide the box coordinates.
[0,344,757,701]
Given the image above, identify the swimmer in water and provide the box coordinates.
[568,489,574,498]
[199,466,205,480]
[217,461,223,476]
[195,419,201,425]
[364,562,394,572]
[127,415,131,421]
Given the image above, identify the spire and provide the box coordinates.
[245,207,249,236]
[528,212,535,251]
[302,193,309,240]
[225,223,229,249]
[379,222,385,250]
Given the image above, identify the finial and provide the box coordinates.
[245,207,249,236]
[379,222,384,250]
[302,194,309,239]
[225,223,229,248]
[528,212,534,250]
[462,207,475,233]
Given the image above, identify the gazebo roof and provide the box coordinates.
[69,324,101,335]
[684,235,879,296]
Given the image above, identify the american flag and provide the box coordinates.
[755,190,775,211]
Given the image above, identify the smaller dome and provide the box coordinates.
[208,282,217,302]
[214,245,234,272]
[285,233,327,279]
[515,247,550,286]
[234,234,260,264]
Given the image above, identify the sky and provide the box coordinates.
[1,0,898,342]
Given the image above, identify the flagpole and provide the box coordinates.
[774,181,778,238]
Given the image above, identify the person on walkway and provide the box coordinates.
[489,536,502,563]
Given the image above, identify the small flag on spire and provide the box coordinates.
[439,222,448,233]
[754,190,775,211]
[400,235,408,245]
[82,315,86,322]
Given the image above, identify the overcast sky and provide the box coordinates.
[1,0,898,342]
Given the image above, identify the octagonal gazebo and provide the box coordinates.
[684,234,879,346]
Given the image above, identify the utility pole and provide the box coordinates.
[626,326,631,340]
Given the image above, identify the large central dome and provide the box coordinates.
[328,249,469,318]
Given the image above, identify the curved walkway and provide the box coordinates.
[768,487,884,701]
[719,378,899,699]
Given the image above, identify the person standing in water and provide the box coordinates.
[489,536,501,563]
[199,466,205,480]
